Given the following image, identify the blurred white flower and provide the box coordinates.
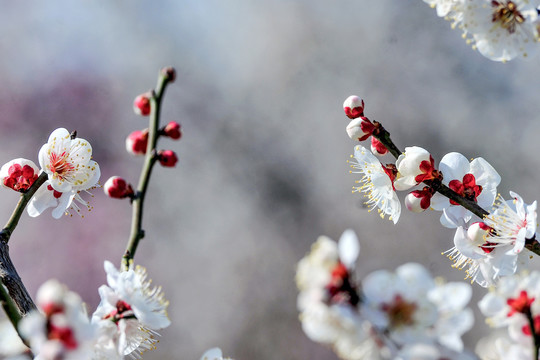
[0,320,28,357]
[38,128,100,193]
[431,152,500,228]
[200,347,234,360]
[18,279,95,360]
[92,261,170,359]
[361,263,473,350]
[296,230,385,360]
[349,145,401,224]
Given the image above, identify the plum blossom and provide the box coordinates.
[431,152,500,228]
[394,146,438,191]
[0,158,39,192]
[92,261,170,359]
[483,191,537,255]
[361,263,473,351]
[478,271,540,357]
[343,96,365,119]
[346,117,375,142]
[39,128,100,193]
[296,230,385,360]
[425,0,540,61]
[461,0,540,62]
[349,145,401,224]
[17,279,95,360]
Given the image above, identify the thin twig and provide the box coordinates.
[122,71,173,270]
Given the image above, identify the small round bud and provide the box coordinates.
[163,121,182,140]
[161,66,176,83]
[370,137,388,156]
[158,150,178,167]
[126,129,149,155]
[104,176,134,199]
[346,117,374,142]
[0,158,39,192]
[343,96,365,119]
[394,147,435,191]
[133,93,152,116]
[405,189,432,213]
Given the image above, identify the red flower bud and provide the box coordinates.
[158,150,178,167]
[0,158,39,192]
[126,129,149,156]
[161,66,176,83]
[104,176,133,199]
[133,93,152,116]
[163,121,182,140]
[343,96,365,119]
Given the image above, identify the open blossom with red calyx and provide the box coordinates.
[296,231,383,359]
[158,150,178,167]
[0,158,39,192]
[483,191,537,256]
[370,136,388,156]
[17,279,96,360]
[92,261,170,359]
[39,128,100,194]
[162,121,182,140]
[393,146,438,191]
[104,176,134,199]
[430,152,500,228]
[133,93,151,116]
[478,271,540,354]
[444,221,531,287]
[343,95,365,119]
[405,187,434,213]
[349,145,401,224]
[126,129,149,156]
[362,263,473,352]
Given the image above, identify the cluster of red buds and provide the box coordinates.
[106,67,181,200]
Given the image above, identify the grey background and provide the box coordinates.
[0,1,539,359]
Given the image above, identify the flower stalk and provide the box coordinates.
[122,70,173,270]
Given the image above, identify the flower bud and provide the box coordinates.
[346,117,375,142]
[104,176,134,199]
[0,158,39,192]
[371,136,388,156]
[161,66,176,83]
[133,93,152,116]
[163,121,182,140]
[394,146,435,191]
[158,150,178,167]
[343,96,365,119]
[405,188,433,213]
[126,129,149,155]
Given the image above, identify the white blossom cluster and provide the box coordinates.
[296,230,476,359]
[345,97,538,288]
[2,261,170,360]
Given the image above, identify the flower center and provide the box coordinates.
[325,262,360,307]
[381,294,417,328]
[507,290,535,317]
[47,323,78,350]
[103,300,136,322]
[449,173,482,205]
[491,1,525,34]
[49,151,75,177]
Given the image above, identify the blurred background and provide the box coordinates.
[0,0,539,358]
